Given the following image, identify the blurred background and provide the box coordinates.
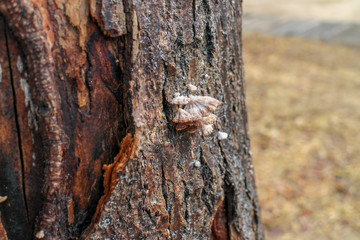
[242,1,360,239]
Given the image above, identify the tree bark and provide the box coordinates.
[0,0,263,239]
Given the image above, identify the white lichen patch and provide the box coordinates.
[20,77,38,130]
[217,131,228,140]
[20,78,31,108]
[32,153,36,167]
[17,55,24,73]
[194,160,201,168]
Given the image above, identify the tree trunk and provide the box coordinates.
[0,0,263,239]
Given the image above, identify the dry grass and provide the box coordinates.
[244,33,360,240]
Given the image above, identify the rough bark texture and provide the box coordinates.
[0,0,263,239]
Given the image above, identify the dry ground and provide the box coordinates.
[244,33,360,240]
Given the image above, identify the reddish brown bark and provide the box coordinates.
[0,0,263,239]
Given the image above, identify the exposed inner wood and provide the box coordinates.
[81,134,138,236]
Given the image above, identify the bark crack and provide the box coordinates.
[160,163,171,236]
[84,48,93,114]
[161,76,171,125]
[217,140,232,235]
[161,63,176,138]
[202,0,214,66]
[192,0,196,40]
[199,146,214,214]
[182,180,189,225]
[3,19,29,223]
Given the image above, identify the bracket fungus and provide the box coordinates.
[170,89,220,136]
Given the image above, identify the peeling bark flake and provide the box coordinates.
[90,0,127,37]
[101,0,127,37]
